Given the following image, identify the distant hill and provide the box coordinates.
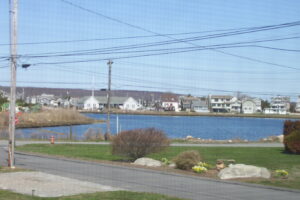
[0,86,180,102]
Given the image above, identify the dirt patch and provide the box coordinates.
[0,171,121,197]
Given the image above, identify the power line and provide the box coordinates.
[26,45,300,71]
[17,21,300,57]
[19,35,300,59]
[59,0,300,71]
[0,27,271,46]
[117,61,300,74]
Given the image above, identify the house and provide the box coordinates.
[209,95,234,113]
[191,99,209,113]
[37,93,55,106]
[230,100,242,113]
[83,96,100,110]
[295,96,300,113]
[242,99,256,114]
[82,96,141,111]
[121,97,141,110]
[161,94,180,112]
[180,96,200,111]
[264,96,290,114]
[241,98,262,114]
[26,96,37,104]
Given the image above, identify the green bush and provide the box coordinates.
[173,150,201,170]
[283,120,300,153]
[111,128,170,160]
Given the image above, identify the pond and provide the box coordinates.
[17,114,293,141]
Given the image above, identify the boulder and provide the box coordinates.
[133,158,162,167]
[216,161,225,171]
[168,163,176,168]
[218,164,271,180]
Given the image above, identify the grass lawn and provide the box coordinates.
[17,144,300,190]
[0,190,183,200]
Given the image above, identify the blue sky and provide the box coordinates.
[0,0,300,100]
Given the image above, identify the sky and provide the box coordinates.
[0,0,300,100]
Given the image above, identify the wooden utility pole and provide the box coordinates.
[8,0,18,168]
[106,60,113,135]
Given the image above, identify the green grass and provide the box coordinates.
[0,190,183,200]
[17,144,300,190]
[17,144,123,161]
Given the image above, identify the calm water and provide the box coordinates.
[17,114,292,141]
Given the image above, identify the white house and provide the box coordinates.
[161,94,180,112]
[264,96,290,115]
[241,98,261,114]
[121,97,141,111]
[209,95,234,113]
[82,96,141,111]
[242,99,256,114]
[230,99,242,113]
[296,96,300,113]
[84,96,100,110]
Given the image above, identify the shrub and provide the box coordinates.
[274,169,289,178]
[161,157,171,165]
[111,128,170,160]
[283,120,300,153]
[192,165,207,173]
[173,150,201,170]
[284,130,300,154]
[197,161,213,170]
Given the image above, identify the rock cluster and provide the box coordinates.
[133,158,162,167]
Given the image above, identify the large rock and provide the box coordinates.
[133,158,162,167]
[218,164,271,180]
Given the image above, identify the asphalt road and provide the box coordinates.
[0,148,299,200]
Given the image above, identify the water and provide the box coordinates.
[17,114,293,141]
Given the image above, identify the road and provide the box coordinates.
[0,147,299,200]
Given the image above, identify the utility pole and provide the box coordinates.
[8,0,18,168]
[106,60,113,135]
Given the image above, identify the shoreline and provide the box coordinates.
[80,110,300,119]
[16,120,104,129]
